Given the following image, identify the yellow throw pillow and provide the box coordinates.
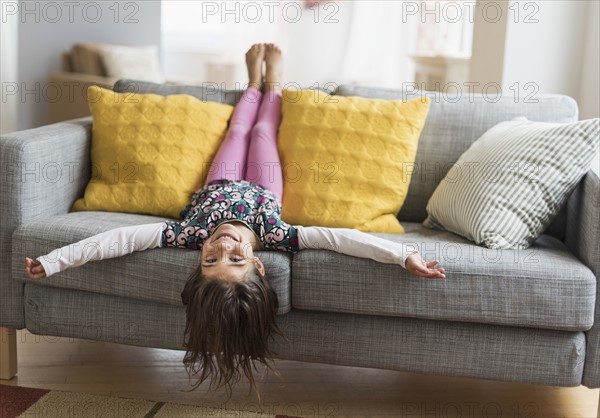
[72,86,233,218]
[278,89,430,233]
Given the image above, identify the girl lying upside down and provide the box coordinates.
[25,43,445,398]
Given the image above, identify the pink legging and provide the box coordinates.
[205,87,283,201]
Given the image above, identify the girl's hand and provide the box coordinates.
[25,257,46,280]
[405,253,446,279]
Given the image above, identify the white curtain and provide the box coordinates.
[338,1,417,87]
[161,0,417,88]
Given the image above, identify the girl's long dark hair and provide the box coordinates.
[179,265,287,400]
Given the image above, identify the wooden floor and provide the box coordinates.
[1,330,598,417]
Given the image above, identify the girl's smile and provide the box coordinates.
[213,231,241,243]
[201,222,265,281]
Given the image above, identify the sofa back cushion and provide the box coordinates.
[112,80,578,239]
[114,79,248,106]
[113,79,335,106]
[335,85,579,240]
[100,45,165,84]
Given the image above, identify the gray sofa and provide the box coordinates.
[1,81,599,409]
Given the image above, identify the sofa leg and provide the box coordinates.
[0,326,17,379]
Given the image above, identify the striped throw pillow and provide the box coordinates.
[423,117,600,249]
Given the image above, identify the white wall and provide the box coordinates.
[502,1,588,100]
[469,0,598,118]
[578,0,600,119]
[1,0,19,134]
[10,0,161,131]
[468,0,509,91]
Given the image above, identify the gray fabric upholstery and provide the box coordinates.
[113,79,335,107]
[334,85,579,241]
[0,117,93,328]
[567,164,600,387]
[2,82,597,390]
[113,79,244,106]
[293,222,595,331]
[422,118,598,249]
[12,211,292,315]
[24,283,186,350]
[23,284,585,387]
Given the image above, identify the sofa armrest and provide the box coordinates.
[0,117,92,328]
[566,159,600,274]
[568,159,600,387]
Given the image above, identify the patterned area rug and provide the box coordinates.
[0,385,301,418]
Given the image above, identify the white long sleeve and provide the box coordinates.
[37,223,165,277]
[295,226,419,270]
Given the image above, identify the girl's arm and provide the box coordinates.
[295,226,445,279]
[25,222,165,279]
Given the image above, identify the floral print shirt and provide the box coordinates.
[161,179,299,252]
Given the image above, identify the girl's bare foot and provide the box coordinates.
[264,43,283,94]
[246,44,265,90]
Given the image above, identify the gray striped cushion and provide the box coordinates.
[423,117,600,249]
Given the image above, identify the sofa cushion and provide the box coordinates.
[12,211,292,315]
[291,222,596,331]
[334,85,579,241]
[278,89,431,233]
[72,86,234,218]
[423,117,599,249]
[99,44,165,84]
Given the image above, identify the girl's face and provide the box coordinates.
[200,223,265,282]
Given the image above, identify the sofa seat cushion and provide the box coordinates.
[291,222,596,331]
[12,211,292,315]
